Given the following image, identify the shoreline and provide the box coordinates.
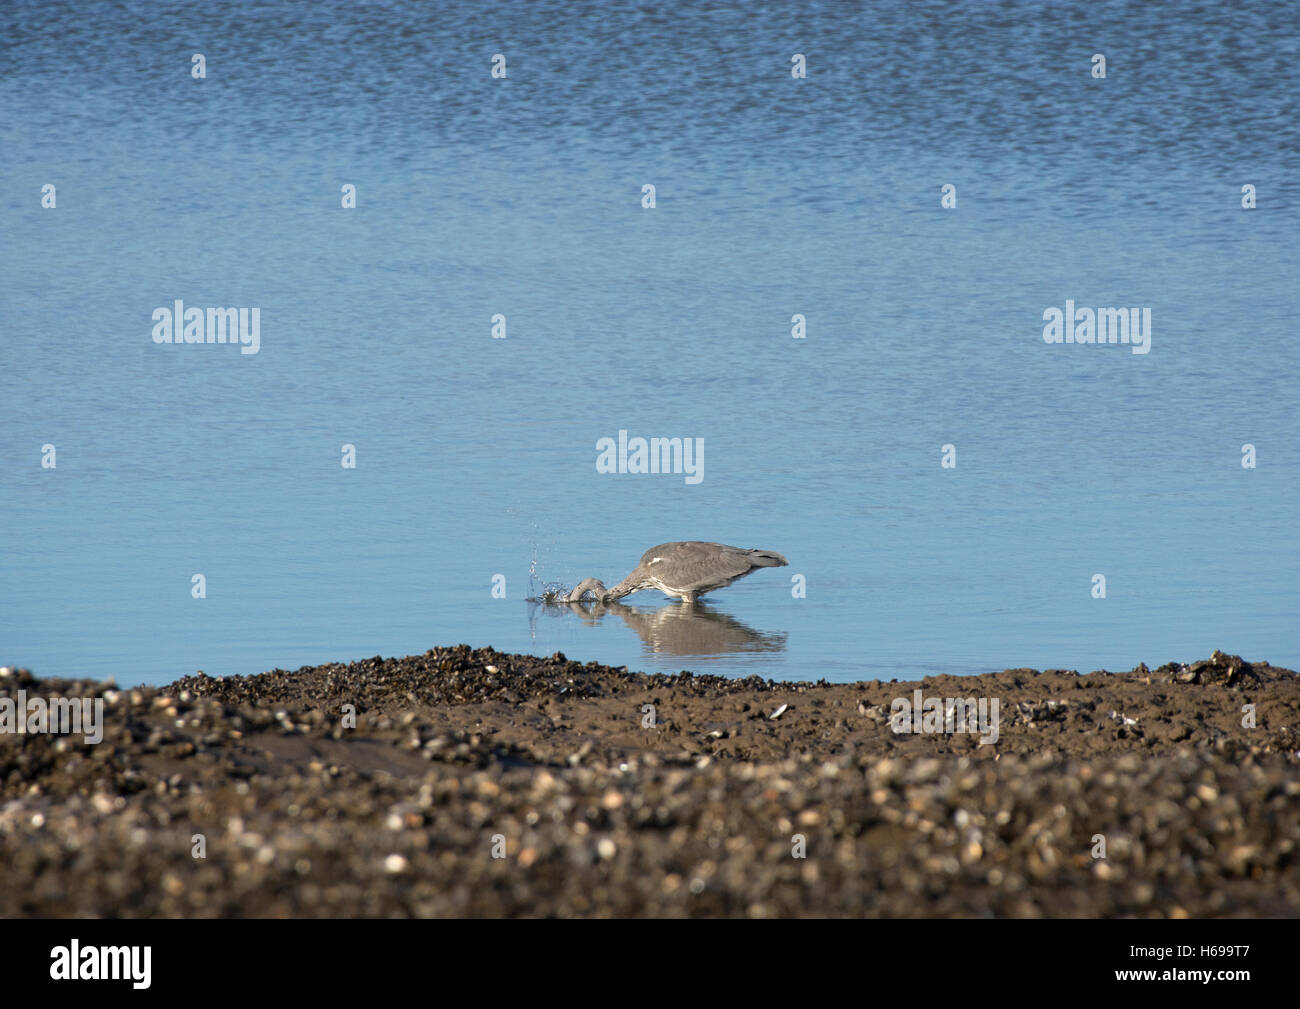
[2,647,1297,916]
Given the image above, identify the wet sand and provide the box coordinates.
[1,647,1297,916]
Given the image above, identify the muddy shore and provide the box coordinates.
[1,647,1297,917]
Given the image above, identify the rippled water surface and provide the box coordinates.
[2,0,1297,685]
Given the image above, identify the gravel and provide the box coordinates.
[1,647,1296,916]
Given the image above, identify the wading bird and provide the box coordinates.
[567,541,788,603]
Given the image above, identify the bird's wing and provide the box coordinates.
[660,543,773,593]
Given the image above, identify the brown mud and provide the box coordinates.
[1,647,1297,916]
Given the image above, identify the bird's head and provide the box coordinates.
[567,578,609,603]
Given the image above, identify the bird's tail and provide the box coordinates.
[749,549,788,567]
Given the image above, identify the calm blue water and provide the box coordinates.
[2,0,1297,687]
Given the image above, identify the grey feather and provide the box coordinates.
[569,541,788,603]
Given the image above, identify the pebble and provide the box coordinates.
[0,645,1294,917]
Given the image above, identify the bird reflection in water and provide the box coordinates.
[527,595,787,658]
